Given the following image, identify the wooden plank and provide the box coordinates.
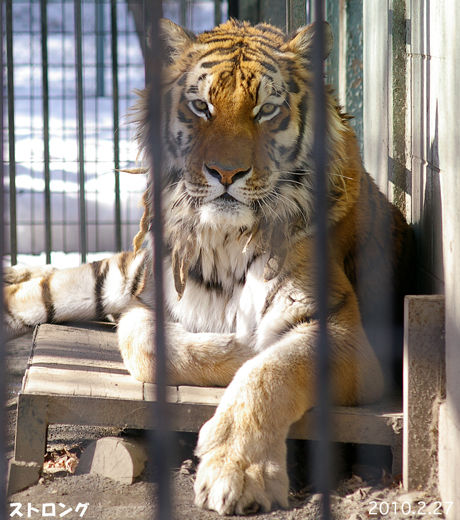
[177,385,225,405]
[23,324,402,446]
[25,365,144,400]
[41,392,401,445]
[14,394,48,463]
[290,402,402,445]
[24,323,143,400]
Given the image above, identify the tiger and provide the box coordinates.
[4,19,413,515]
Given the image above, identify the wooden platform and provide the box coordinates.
[8,323,403,494]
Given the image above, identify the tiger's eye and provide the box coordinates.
[192,99,208,112]
[260,103,277,115]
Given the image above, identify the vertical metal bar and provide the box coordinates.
[111,0,121,251]
[6,0,17,265]
[143,0,152,84]
[96,0,105,97]
[228,0,238,19]
[74,0,87,263]
[312,1,330,519]
[1,0,8,515]
[214,0,222,26]
[146,3,172,519]
[40,0,52,264]
[286,0,292,32]
[286,0,307,32]
[179,0,187,26]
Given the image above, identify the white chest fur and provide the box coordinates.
[164,228,269,342]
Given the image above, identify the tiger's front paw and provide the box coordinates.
[194,418,289,515]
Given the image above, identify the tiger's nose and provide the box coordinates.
[205,163,251,186]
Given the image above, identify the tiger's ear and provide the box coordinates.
[283,21,333,62]
[158,19,196,64]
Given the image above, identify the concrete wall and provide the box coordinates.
[364,0,460,516]
[433,2,460,517]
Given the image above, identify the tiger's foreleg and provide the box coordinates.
[4,251,147,338]
[193,321,384,515]
[117,303,251,386]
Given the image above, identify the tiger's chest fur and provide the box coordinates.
[163,226,265,337]
[159,220,319,357]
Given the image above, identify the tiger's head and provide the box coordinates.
[135,19,362,242]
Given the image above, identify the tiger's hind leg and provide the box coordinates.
[117,303,251,386]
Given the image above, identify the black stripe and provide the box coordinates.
[177,109,193,124]
[118,251,130,279]
[188,265,224,294]
[200,60,226,69]
[40,274,55,323]
[199,37,237,45]
[254,24,286,40]
[91,260,109,320]
[199,45,240,60]
[289,97,307,162]
[287,77,300,94]
[130,259,146,296]
[260,277,285,317]
[246,37,281,53]
[241,49,279,66]
[259,60,277,73]
[177,74,187,86]
[203,33,282,53]
[271,115,291,133]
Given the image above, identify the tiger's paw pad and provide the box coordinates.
[193,451,288,515]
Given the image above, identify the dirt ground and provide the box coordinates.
[6,333,446,520]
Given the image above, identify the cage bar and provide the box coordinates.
[214,0,222,25]
[1,0,7,515]
[111,0,122,252]
[312,0,331,518]
[6,0,17,265]
[74,0,87,263]
[146,3,172,520]
[180,0,187,26]
[40,0,52,264]
[96,0,105,98]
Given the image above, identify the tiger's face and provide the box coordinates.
[152,20,333,229]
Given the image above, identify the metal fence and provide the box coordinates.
[1,1,333,519]
[1,2,7,519]
[4,0,228,266]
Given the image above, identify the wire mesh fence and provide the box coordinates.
[4,0,228,266]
